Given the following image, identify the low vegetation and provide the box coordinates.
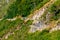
[0,0,60,40]
[5,0,50,18]
[48,0,60,20]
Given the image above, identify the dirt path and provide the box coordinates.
[1,25,21,40]
[0,0,56,22]
[29,0,57,33]
[0,0,57,39]
[0,16,22,21]
[25,0,56,22]
[49,19,60,33]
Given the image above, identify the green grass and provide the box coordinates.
[0,18,23,37]
[0,0,60,40]
[48,0,60,20]
[6,0,50,18]
[3,27,60,40]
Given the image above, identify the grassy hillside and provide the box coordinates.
[2,27,60,40]
[1,19,60,40]
[5,0,50,18]
[0,18,24,38]
[48,0,60,20]
[0,0,16,18]
[0,0,60,40]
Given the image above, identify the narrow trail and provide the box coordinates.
[0,0,58,39]
[1,25,21,40]
[0,19,2,21]
[29,0,57,33]
[0,16,22,21]
[49,19,60,33]
[0,18,17,21]
[0,0,56,22]
[25,0,56,22]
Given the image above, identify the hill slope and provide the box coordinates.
[0,0,60,40]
